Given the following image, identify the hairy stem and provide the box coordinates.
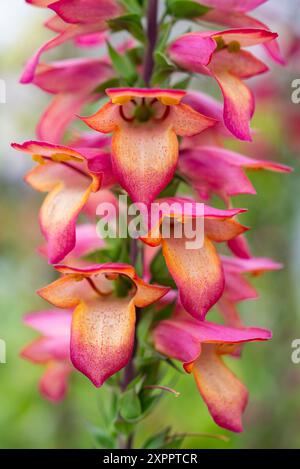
[143,0,159,86]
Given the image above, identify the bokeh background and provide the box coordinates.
[1,0,300,448]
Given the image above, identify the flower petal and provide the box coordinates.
[111,122,179,205]
[25,162,98,263]
[34,58,113,94]
[21,337,69,363]
[39,361,71,402]
[162,235,224,319]
[171,103,217,136]
[199,0,267,12]
[23,309,72,337]
[50,0,122,24]
[193,344,248,432]
[37,93,94,143]
[20,22,107,83]
[71,296,135,387]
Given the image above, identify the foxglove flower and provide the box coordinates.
[82,88,216,205]
[12,141,114,263]
[168,28,278,140]
[32,58,114,142]
[21,310,72,402]
[38,263,169,386]
[179,146,292,204]
[199,0,284,65]
[21,0,123,83]
[141,197,247,319]
[153,308,271,432]
[218,256,282,327]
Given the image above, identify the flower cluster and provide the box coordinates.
[15,0,291,446]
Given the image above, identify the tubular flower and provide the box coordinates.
[198,0,268,11]
[141,197,247,320]
[21,0,123,83]
[21,310,72,402]
[38,223,105,265]
[81,88,217,205]
[198,1,284,65]
[168,28,278,141]
[32,58,114,143]
[153,308,271,432]
[38,263,169,387]
[218,256,283,328]
[12,140,114,263]
[179,146,292,204]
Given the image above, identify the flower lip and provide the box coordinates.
[106,87,186,105]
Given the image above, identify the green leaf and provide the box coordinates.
[120,389,142,422]
[154,51,175,69]
[151,69,173,87]
[152,51,176,86]
[119,0,142,14]
[161,435,184,449]
[150,251,177,288]
[126,373,145,393]
[167,0,211,18]
[94,77,120,93]
[158,177,180,198]
[107,41,137,84]
[172,76,192,90]
[89,426,116,449]
[114,419,135,437]
[143,427,171,449]
[107,14,145,42]
[157,21,175,53]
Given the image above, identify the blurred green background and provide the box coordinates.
[1,0,300,449]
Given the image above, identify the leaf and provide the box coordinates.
[167,0,211,18]
[120,389,142,422]
[127,373,145,393]
[94,77,120,94]
[152,51,176,86]
[107,41,137,84]
[158,177,180,198]
[143,427,171,449]
[172,76,192,90]
[150,251,177,288]
[161,435,184,449]
[157,21,174,53]
[114,419,135,437]
[89,426,116,449]
[107,14,145,42]
[119,0,142,14]
[154,51,175,69]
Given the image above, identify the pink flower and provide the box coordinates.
[32,58,114,143]
[12,140,114,263]
[218,256,283,328]
[38,263,169,386]
[168,28,278,141]
[38,223,105,265]
[141,197,247,320]
[199,1,284,65]
[198,0,268,12]
[82,87,216,205]
[21,310,72,402]
[153,308,271,432]
[179,145,292,204]
[21,0,123,83]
